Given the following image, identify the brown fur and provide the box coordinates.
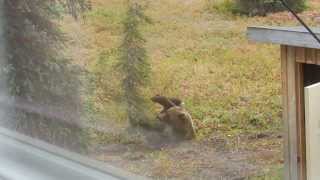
[152,95,195,139]
[151,95,183,113]
[161,106,196,139]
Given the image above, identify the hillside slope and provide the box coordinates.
[62,0,320,179]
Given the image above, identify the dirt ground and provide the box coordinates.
[88,129,283,180]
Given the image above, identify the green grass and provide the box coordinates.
[59,0,320,178]
[84,0,290,139]
[249,165,283,180]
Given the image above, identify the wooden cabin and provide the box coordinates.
[248,26,320,180]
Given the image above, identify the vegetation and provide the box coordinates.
[87,0,286,139]
[207,0,307,16]
[3,0,89,151]
[118,1,152,127]
[81,0,320,178]
[3,0,320,178]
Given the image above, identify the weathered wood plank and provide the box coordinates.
[317,50,320,65]
[287,46,299,180]
[281,45,291,180]
[295,63,306,180]
[295,47,305,64]
[295,47,320,66]
[306,49,317,64]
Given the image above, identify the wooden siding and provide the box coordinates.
[295,47,320,65]
[281,45,307,180]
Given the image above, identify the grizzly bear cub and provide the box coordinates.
[151,95,196,139]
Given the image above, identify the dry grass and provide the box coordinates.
[63,0,320,179]
[83,0,288,135]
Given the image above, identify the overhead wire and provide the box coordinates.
[279,0,320,45]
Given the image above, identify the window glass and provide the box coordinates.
[0,0,301,179]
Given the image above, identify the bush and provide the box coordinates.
[207,0,238,15]
[235,0,283,16]
[208,0,307,16]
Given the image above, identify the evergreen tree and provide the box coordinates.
[235,0,306,16]
[118,1,151,127]
[2,0,89,151]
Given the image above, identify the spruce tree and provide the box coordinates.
[118,1,151,127]
[2,0,89,151]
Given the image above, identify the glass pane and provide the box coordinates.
[0,0,292,179]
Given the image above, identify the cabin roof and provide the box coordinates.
[247,26,320,49]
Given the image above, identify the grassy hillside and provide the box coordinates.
[85,0,286,136]
[62,0,320,179]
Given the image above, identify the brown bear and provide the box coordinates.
[151,95,196,139]
[151,95,183,113]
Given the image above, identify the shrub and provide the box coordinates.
[235,0,283,16]
[207,0,238,15]
[208,0,307,16]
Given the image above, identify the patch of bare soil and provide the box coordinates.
[88,130,283,180]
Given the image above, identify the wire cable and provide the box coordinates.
[279,0,320,45]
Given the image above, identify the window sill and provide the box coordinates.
[0,127,147,180]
